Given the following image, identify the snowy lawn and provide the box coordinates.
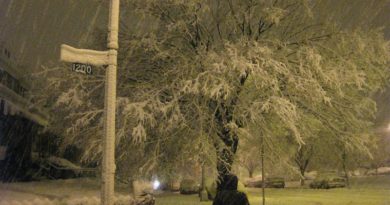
[0,176,389,205]
[155,175,390,205]
[0,178,130,203]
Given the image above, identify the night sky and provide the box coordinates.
[1,0,389,128]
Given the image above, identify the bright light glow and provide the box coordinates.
[153,180,160,190]
[387,124,390,132]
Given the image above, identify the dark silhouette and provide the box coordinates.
[213,174,250,205]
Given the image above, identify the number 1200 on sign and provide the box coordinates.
[72,63,93,75]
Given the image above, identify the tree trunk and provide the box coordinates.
[248,170,253,178]
[216,142,237,190]
[299,161,307,186]
[261,136,265,205]
[294,146,312,187]
[375,166,379,175]
[201,163,206,190]
[214,102,239,191]
[200,163,208,201]
[213,70,248,193]
[300,171,305,186]
[342,149,350,188]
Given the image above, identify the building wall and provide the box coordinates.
[0,40,46,182]
[0,113,38,182]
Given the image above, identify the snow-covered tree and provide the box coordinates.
[31,0,389,194]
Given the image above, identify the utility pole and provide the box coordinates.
[60,1,120,204]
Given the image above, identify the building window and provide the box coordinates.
[3,49,10,59]
[0,68,27,97]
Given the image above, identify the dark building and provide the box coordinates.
[0,44,48,181]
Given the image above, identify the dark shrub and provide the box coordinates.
[179,179,199,195]
[244,177,285,188]
[213,175,250,205]
[310,172,346,189]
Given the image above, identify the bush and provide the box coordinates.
[309,172,346,189]
[179,179,200,195]
[266,177,285,188]
[158,180,180,192]
[205,178,247,200]
[244,177,263,188]
[244,177,285,188]
[310,180,329,189]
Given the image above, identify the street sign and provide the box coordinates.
[59,0,120,203]
[72,63,93,75]
[60,44,110,66]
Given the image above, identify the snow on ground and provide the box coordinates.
[0,178,132,204]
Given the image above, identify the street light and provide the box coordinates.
[60,0,120,204]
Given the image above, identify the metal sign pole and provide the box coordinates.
[102,0,120,204]
[60,1,120,204]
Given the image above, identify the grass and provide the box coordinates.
[1,175,389,204]
[155,175,390,205]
